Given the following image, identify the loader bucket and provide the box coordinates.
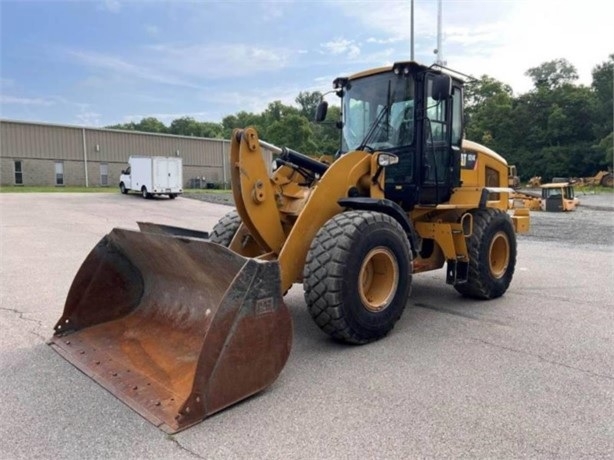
[48,228,292,433]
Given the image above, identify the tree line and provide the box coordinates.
[107,91,341,157]
[108,55,613,181]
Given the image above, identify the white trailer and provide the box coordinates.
[119,156,183,199]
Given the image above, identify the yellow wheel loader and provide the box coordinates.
[49,61,530,432]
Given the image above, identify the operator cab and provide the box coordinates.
[324,61,464,210]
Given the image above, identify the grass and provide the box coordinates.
[574,185,614,194]
[183,188,231,194]
[0,185,117,193]
[0,185,232,194]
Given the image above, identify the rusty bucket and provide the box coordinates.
[49,228,292,433]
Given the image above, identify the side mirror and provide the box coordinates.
[121,170,126,175]
[315,101,328,122]
[432,74,452,101]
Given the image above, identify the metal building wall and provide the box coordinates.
[0,120,248,188]
[1,120,83,160]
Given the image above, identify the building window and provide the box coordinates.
[14,161,23,185]
[55,161,64,186]
[100,163,109,186]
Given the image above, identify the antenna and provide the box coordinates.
[410,0,414,60]
[434,0,446,66]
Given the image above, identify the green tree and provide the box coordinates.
[266,114,317,154]
[169,117,223,138]
[106,121,137,130]
[262,100,301,125]
[465,75,513,110]
[313,104,342,155]
[525,58,578,89]
[591,54,614,166]
[135,117,167,133]
[221,111,266,138]
[464,75,514,156]
[106,117,167,133]
[296,91,323,121]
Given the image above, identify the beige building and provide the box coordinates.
[0,119,264,189]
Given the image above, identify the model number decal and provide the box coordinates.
[255,297,275,315]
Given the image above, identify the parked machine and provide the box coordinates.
[509,182,578,212]
[540,182,578,212]
[119,156,183,199]
[508,164,520,189]
[50,61,529,433]
[577,170,614,188]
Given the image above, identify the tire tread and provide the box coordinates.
[304,211,410,344]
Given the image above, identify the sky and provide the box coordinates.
[0,0,612,127]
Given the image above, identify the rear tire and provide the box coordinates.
[210,210,241,247]
[141,187,150,199]
[600,173,613,188]
[454,208,516,299]
[303,211,412,344]
[169,194,177,199]
[120,183,127,194]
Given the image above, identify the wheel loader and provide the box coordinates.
[49,61,530,433]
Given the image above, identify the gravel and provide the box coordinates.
[185,190,614,247]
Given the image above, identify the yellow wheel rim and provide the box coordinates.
[489,231,510,279]
[358,247,399,312]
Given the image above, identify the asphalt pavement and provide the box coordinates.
[1,193,612,459]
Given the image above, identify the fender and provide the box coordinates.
[337,197,419,257]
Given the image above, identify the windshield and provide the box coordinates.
[341,71,415,152]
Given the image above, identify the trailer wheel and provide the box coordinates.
[304,211,412,344]
[141,187,150,199]
[210,210,241,247]
[120,183,127,194]
[454,208,516,299]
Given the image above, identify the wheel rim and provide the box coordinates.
[358,247,399,312]
[488,231,510,279]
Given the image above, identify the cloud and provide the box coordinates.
[0,78,15,89]
[257,1,285,21]
[333,1,435,42]
[324,0,613,94]
[445,23,506,48]
[144,25,159,37]
[320,38,361,59]
[147,43,292,79]
[100,0,121,13]
[0,95,55,106]
[67,49,201,88]
[76,111,103,126]
[367,37,403,45]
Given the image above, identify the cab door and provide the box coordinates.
[419,74,462,204]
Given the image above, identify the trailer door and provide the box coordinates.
[155,158,170,190]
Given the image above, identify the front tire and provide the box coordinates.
[454,208,516,299]
[303,211,412,344]
[120,183,127,194]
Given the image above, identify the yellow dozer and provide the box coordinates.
[49,61,529,433]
